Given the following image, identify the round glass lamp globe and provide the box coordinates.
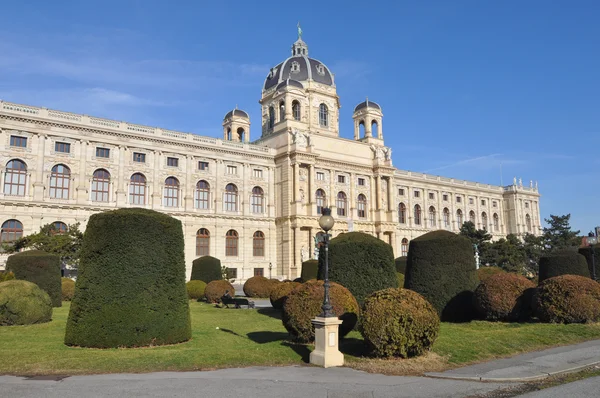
[319,208,335,232]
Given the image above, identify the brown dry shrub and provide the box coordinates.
[204,280,235,303]
[535,275,600,323]
[473,273,535,321]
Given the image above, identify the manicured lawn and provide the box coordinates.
[1,302,599,376]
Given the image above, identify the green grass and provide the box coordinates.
[0,302,599,375]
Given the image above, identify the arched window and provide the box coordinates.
[196,228,210,257]
[292,100,301,121]
[414,204,422,225]
[237,127,245,142]
[226,128,232,141]
[224,183,238,212]
[316,189,326,215]
[359,121,366,137]
[399,202,406,224]
[443,208,450,228]
[493,213,499,231]
[49,164,70,199]
[1,219,23,243]
[129,173,146,205]
[481,212,488,231]
[4,159,27,196]
[251,186,264,213]
[226,229,238,256]
[253,231,265,257]
[279,101,285,121]
[319,103,328,127]
[51,221,68,235]
[268,106,275,129]
[456,209,463,227]
[401,238,408,257]
[195,180,210,209]
[526,214,532,232]
[469,210,476,224]
[163,177,179,207]
[336,192,347,217]
[357,194,367,218]
[91,169,110,202]
[428,206,436,228]
[371,120,379,137]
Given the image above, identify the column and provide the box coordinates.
[151,150,162,208]
[349,172,355,218]
[329,169,335,212]
[76,140,88,203]
[33,134,46,201]
[115,146,127,206]
[369,176,375,217]
[375,176,381,210]
[308,164,314,204]
[293,163,299,202]
[184,155,194,211]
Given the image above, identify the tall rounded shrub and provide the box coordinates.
[318,232,397,304]
[473,273,535,321]
[0,280,52,326]
[395,257,407,274]
[204,279,235,303]
[538,250,590,284]
[577,246,599,280]
[301,260,318,281]
[64,208,191,348]
[190,256,222,284]
[6,250,61,307]
[243,276,273,297]
[270,281,300,309]
[404,230,479,322]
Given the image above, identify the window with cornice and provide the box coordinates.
[10,136,27,148]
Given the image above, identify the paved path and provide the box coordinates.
[517,375,600,397]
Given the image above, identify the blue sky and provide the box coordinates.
[0,1,598,233]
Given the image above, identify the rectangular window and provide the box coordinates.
[167,157,179,167]
[226,268,238,279]
[481,199,486,206]
[338,175,346,184]
[469,198,474,205]
[429,193,435,200]
[55,142,71,153]
[227,165,237,175]
[96,147,110,158]
[456,196,462,203]
[525,202,529,208]
[398,188,405,196]
[254,268,264,277]
[10,136,27,148]
[316,172,324,181]
[198,161,209,171]
[443,194,448,201]
[253,169,263,178]
[133,152,146,163]
[358,178,365,186]
[492,201,498,208]
[414,190,420,198]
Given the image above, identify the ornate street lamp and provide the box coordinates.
[318,207,335,317]
[587,233,597,281]
[269,262,273,279]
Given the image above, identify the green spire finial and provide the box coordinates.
[297,22,303,40]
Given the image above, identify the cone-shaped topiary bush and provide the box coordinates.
[0,280,52,326]
[64,208,191,348]
[301,260,318,281]
[6,250,61,307]
[204,280,235,303]
[186,280,207,300]
[190,256,222,284]
[61,278,75,301]
[535,275,600,324]
[578,246,600,279]
[270,281,301,309]
[395,257,407,274]
[404,230,479,322]
[538,250,590,284]
[360,288,440,358]
[282,280,359,343]
[318,232,397,304]
[473,273,535,321]
[477,266,506,282]
[243,276,273,298]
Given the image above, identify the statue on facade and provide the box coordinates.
[299,188,306,203]
[519,178,523,187]
[370,145,384,160]
[297,22,303,40]
[313,235,320,260]
[383,147,392,161]
[290,129,307,148]
[530,180,533,188]
[473,243,480,270]
[300,246,308,263]
[513,176,517,185]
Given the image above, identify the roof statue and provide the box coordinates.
[297,22,303,40]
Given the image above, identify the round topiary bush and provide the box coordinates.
[538,250,590,284]
[204,280,235,303]
[318,232,398,304]
[477,266,506,281]
[61,278,75,301]
[6,250,61,307]
[186,280,207,300]
[190,256,222,284]
[243,276,273,298]
[64,208,191,348]
[301,260,318,281]
[578,246,600,279]
[473,273,535,321]
[0,280,52,326]
[282,280,359,343]
[395,257,407,274]
[535,275,600,324]
[360,288,440,358]
[270,281,301,309]
[404,230,479,322]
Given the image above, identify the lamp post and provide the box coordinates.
[587,233,597,281]
[318,207,335,317]
[269,262,273,279]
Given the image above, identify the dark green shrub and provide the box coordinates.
[186,280,207,300]
[538,250,590,284]
[301,260,318,281]
[473,273,535,321]
[360,288,440,358]
[190,256,222,284]
[243,276,273,298]
[577,246,600,279]
[395,257,407,274]
[64,208,191,348]
[6,250,61,307]
[204,280,235,303]
[282,280,359,343]
[61,278,75,301]
[0,280,52,326]
[404,230,479,322]
[293,277,303,283]
[318,232,397,304]
[477,266,505,281]
[270,282,300,309]
[535,275,600,323]
[0,271,15,282]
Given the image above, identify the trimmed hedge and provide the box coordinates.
[404,230,479,322]
[282,280,359,343]
[6,250,61,307]
[190,256,222,284]
[318,232,398,304]
[477,266,506,282]
[577,246,600,279]
[538,250,590,284]
[473,273,535,321]
[535,275,600,323]
[0,271,15,282]
[61,278,75,301]
[243,276,273,298]
[186,280,207,300]
[64,208,191,348]
[396,273,405,288]
[301,260,318,281]
[360,288,440,358]
[204,280,235,303]
[270,281,300,309]
[0,280,52,326]
[395,257,407,274]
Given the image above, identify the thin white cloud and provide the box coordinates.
[328,60,371,79]
[423,153,503,173]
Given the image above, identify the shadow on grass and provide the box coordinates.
[282,342,311,363]
[247,331,289,344]
[339,337,368,358]
[256,307,282,320]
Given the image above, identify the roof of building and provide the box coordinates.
[223,108,249,120]
[354,99,382,112]
[276,79,304,90]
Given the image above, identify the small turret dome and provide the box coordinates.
[276,79,304,90]
[354,99,381,112]
[223,108,249,120]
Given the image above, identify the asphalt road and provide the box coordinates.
[516,376,600,398]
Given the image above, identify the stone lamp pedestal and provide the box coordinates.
[309,316,344,368]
